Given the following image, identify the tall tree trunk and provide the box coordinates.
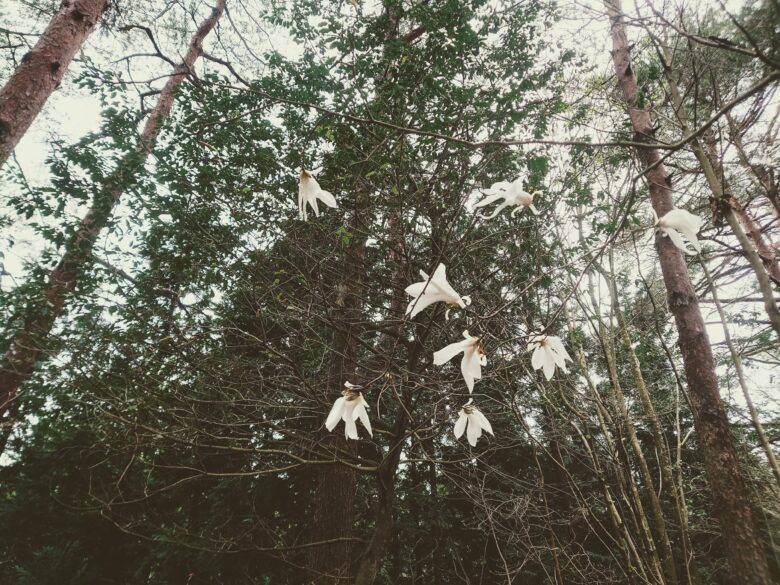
[604,2,771,583]
[0,0,225,432]
[0,0,108,167]
[308,180,369,583]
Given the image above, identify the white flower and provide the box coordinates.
[325,384,372,440]
[454,399,494,447]
[298,169,338,221]
[405,263,471,319]
[433,330,487,393]
[527,334,572,381]
[652,208,703,254]
[474,178,540,219]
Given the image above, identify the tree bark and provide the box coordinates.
[604,2,771,583]
[0,0,108,167]
[0,0,225,430]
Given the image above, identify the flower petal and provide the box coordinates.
[542,347,556,380]
[664,227,694,255]
[344,415,359,440]
[433,338,472,365]
[325,397,346,431]
[474,193,505,209]
[354,398,372,437]
[531,346,545,370]
[454,411,468,439]
[473,408,494,436]
[461,347,482,393]
[466,414,482,446]
[317,189,338,209]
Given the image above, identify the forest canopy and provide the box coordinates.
[0,0,779,584]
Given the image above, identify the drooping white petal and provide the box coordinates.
[466,413,483,446]
[481,201,510,219]
[355,395,373,437]
[454,411,468,439]
[663,226,694,254]
[325,397,346,431]
[344,414,359,440]
[473,193,505,209]
[472,409,494,436]
[541,347,556,380]
[460,345,484,393]
[310,195,321,218]
[531,345,545,371]
[406,291,451,318]
[317,189,338,209]
[547,336,573,370]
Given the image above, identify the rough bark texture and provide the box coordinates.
[0,0,225,427]
[0,0,108,167]
[605,2,771,583]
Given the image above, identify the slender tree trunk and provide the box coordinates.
[605,2,771,583]
[588,275,676,585]
[0,0,225,431]
[565,302,645,583]
[0,0,108,167]
[603,262,700,585]
[656,50,780,338]
[705,131,780,282]
[699,259,780,489]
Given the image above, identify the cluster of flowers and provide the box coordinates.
[301,169,704,447]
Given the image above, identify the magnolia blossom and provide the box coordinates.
[454,399,494,447]
[652,208,703,254]
[325,383,372,440]
[433,330,486,393]
[405,263,471,319]
[298,169,338,221]
[474,177,540,219]
[528,334,572,381]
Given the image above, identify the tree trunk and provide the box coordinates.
[0,0,225,431]
[656,49,780,338]
[308,174,370,583]
[604,2,771,583]
[0,0,108,167]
